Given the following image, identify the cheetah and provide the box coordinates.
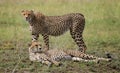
[29,42,111,66]
[21,10,86,52]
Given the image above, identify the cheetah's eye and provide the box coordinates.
[28,14,30,16]
[35,45,38,47]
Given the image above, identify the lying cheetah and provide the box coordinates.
[29,42,111,66]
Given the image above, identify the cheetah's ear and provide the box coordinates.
[21,10,25,15]
[30,10,34,13]
[28,43,32,47]
[21,10,24,13]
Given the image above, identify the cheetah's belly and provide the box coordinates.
[48,22,71,36]
[47,49,72,61]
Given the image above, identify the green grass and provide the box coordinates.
[0,0,120,73]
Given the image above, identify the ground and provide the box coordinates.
[0,0,120,73]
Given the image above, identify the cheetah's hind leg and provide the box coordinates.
[70,31,87,52]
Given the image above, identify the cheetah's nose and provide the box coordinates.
[39,48,42,50]
[26,17,29,21]
[24,15,28,18]
[26,17,28,19]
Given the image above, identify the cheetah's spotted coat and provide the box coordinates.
[22,10,87,52]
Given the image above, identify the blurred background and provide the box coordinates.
[0,0,120,73]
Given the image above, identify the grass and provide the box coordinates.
[0,0,120,73]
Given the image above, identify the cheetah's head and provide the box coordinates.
[21,10,35,22]
[28,42,43,53]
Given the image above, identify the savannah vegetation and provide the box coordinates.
[0,0,120,73]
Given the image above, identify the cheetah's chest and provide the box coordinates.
[30,25,46,34]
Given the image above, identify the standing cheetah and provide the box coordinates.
[21,10,87,52]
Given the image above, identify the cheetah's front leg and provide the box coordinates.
[42,34,49,51]
[50,59,61,66]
